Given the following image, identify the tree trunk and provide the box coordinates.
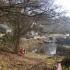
[14,36,20,54]
[13,21,21,54]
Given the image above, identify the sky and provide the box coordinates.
[55,0,70,16]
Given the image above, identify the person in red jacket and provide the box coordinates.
[19,47,26,54]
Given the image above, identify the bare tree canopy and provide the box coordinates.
[0,0,65,17]
[0,0,65,53]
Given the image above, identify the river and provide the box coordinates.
[36,41,70,56]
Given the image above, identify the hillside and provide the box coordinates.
[0,38,64,70]
[0,49,63,70]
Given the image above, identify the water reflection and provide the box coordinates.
[36,42,70,56]
[44,42,57,55]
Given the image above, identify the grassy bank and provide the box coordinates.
[0,49,64,70]
[0,38,68,70]
[19,38,43,51]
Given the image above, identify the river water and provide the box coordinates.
[36,42,70,56]
[44,43,57,55]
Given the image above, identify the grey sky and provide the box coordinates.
[55,0,70,16]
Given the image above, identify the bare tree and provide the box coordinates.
[0,0,65,53]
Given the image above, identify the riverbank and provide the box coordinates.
[0,49,64,70]
[0,38,66,70]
